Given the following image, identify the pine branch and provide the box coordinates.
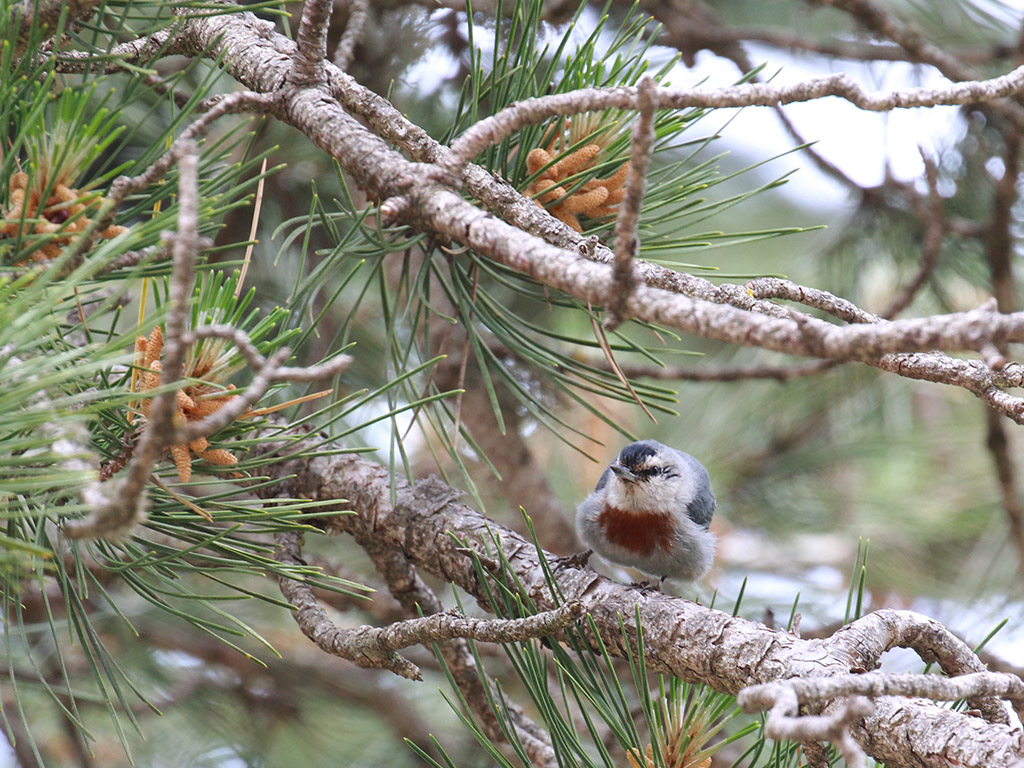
[252,436,1024,768]
[165,7,1024,428]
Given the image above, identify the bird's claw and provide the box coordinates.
[629,577,667,593]
[556,549,593,570]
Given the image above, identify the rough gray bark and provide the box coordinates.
[255,436,1024,768]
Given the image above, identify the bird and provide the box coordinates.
[575,440,716,586]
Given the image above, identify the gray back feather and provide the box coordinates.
[677,450,715,529]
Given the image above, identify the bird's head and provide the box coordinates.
[609,440,679,482]
[603,440,684,512]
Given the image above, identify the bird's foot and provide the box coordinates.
[555,549,593,570]
[629,579,659,592]
[629,577,668,593]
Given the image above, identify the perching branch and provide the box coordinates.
[250,439,1024,768]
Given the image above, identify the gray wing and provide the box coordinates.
[678,451,716,529]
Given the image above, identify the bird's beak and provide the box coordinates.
[610,463,639,483]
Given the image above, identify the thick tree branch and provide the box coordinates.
[252,439,1024,768]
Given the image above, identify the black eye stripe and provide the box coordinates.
[637,466,665,476]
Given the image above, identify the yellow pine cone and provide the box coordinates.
[2,172,127,262]
[523,141,629,232]
[133,328,247,484]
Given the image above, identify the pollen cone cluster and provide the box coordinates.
[626,746,710,768]
[1,172,127,261]
[524,132,629,233]
[135,327,248,483]
[624,691,718,768]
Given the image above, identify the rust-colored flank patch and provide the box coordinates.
[596,507,675,555]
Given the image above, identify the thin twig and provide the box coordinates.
[605,74,657,331]
[592,357,840,383]
[235,157,268,298]
[745,277,880,324]
[667,5,871,196]
[175,325,352,444]
[881,151,945,318]
[443,66,1024,176]
[274,531,584,681]
[291,0,333,84]
[588,305,655,422]
[61,91,269,274]
[65,141,203,539]
[981,128,1024,576]
[813,0,1024,150]
[53,28,176,73]
[332,0,369,71]
[142,73,194,110]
